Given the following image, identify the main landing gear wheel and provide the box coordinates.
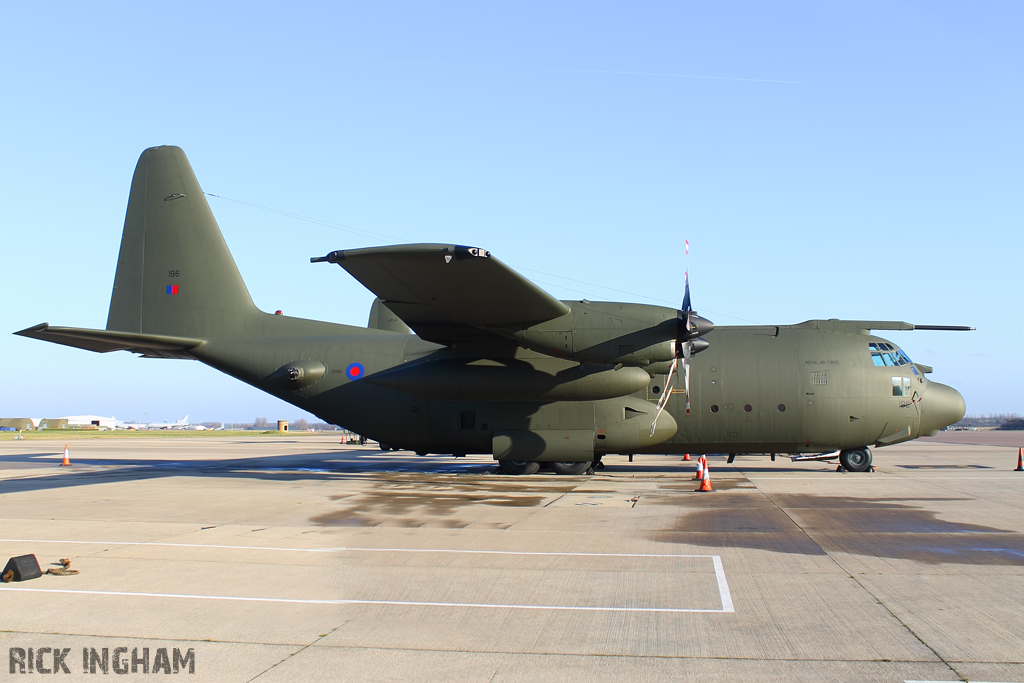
[498,460,541,475]
[549,461,592,475]
[839,448,872,472]
[378,443,393,451]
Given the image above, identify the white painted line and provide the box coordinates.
[712,555,734,612]
[0,587,730,613]
[0,540,735,613]
[0,538,715,559]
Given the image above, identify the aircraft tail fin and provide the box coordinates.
[106,146,259,338]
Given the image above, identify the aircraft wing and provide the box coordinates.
[796,320,974,333]
[313,244,570,344]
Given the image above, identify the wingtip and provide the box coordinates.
[14,322,49,336]
[912,325,976,332]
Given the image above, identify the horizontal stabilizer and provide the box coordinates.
[14,323,204,359]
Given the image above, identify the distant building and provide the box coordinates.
[0,418,37,431]
[61,415,118,429]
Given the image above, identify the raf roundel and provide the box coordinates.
[345,362,365,380]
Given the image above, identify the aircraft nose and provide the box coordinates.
[919,381,966,436]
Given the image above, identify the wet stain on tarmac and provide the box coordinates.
[312,474,552,527]
[813,532,1024,565]
[356,474,576,496]
[656,478,753,493]
[654,492,1024,565]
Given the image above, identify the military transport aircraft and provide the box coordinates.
[15,146,968,475]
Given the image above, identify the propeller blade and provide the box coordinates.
[682,339,692,415]
[649,355,678,436]
[649,240,706,434]
[681,268,691,318]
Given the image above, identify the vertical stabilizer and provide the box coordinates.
[106,146,259,338]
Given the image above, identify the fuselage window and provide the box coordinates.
[892,377,904,396]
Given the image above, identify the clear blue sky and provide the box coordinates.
[2,1,1020,423]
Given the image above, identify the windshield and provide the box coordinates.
[869,342,912,367]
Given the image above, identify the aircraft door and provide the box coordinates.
[890,374,923,438]
[801,373,873,449]
[428,400,493,452]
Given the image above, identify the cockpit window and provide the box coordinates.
[892,376,912,396]
[870,343,911,367]
[892,377,903,396]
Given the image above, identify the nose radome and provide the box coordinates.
[920,381,966,436]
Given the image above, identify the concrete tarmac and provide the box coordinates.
[0,435,1021,682]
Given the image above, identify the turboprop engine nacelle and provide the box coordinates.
[510,301,713,368]
[364,357,651,401]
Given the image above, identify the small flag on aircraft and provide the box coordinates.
[166,285,179,295]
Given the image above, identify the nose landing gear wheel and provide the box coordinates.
[498,460,541,475]
[839,448,872,472]
[548,461,592,475]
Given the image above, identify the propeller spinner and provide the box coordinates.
[650,242,713,436]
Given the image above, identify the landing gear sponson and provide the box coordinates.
[497,460,593,475]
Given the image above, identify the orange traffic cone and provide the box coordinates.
[693,456,704,480]
[697,459,713,492]
[1015,447,1023,472]
[683,453,691,461]
[60,444,71,467]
